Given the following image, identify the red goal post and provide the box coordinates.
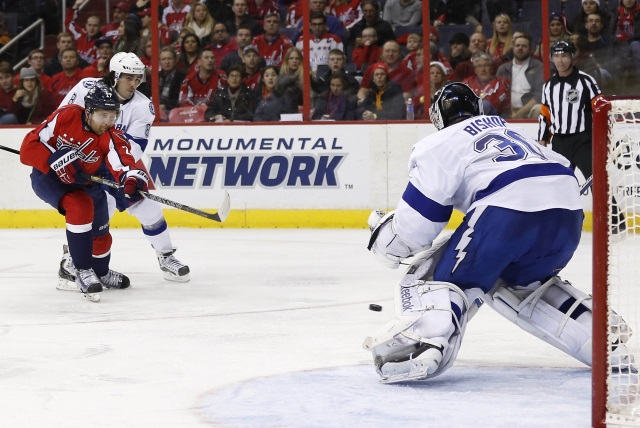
[592,96,640,428]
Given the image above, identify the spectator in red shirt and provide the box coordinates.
[462,51,511,117]
[0,62,19,124]
[358,40,415,100]
[14,49,51,89]
[247,0,279,25]
[65,2,102,65]
[48,48,84,105]
[101,1,131,42]
[330,0,364,30]
[238,45,261,90]
[179,47,228,106]
[252,13,293,67]
[208,23,239,69]
[10,67,58,124]
[80,37,114,78]
[352,26,382,70]
[163,0,191,34]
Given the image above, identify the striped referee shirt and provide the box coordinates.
[537,66,601,141]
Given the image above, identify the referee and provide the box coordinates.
[537,40,599,181]
[538,40,624,232]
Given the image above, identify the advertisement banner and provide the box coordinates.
[144,124,372,209]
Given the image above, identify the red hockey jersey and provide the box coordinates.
[178,71,227,106]
[252,34,293,67]
[20,104,137,181]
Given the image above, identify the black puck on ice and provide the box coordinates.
[369,304,383,312]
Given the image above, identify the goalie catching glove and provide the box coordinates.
[120,169,149,204]
[367,210,415,269]
[48,147,86,184]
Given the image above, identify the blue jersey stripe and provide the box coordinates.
[474,163,575,202]
[402,182,453,223]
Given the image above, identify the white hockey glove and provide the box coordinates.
[367,210,413,269]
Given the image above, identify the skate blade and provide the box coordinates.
[82,292,101,302]
[57,277,79,292]
[162,271,190,283]
[379,368,431,384]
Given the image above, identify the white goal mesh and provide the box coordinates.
[602,100,640,426]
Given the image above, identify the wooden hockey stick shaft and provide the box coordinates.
[0,144,230,222]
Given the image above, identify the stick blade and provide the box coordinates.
[215,191,231,222]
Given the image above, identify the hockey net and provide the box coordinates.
[593,97,640,428]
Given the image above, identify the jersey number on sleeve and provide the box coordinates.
[474,130,547,162]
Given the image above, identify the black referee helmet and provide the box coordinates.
[550,40,576,58]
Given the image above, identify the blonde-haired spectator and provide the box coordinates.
[534,12,571,59]
[487,13,513,65]
[184,2,215,45]
[280,46,304,88]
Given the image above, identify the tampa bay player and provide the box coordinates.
[20,82,148,302]
[57,52,190,289]
[365,82,635,383]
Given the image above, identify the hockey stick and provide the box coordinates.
[580,175,592,196]
[577,135,635,197]
[88,174,231,222]
[0,144,231,222]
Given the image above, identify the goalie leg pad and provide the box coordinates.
[368,280,472,383]
[485,276,595,365]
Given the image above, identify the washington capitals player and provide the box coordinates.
[365,82,634,383]
[20,82,147,302]
[57,52,190,288]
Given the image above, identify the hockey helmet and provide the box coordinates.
[550,40,576,57]
[109,52,146,85]
[84,81,120,114]
[429,82,483,130]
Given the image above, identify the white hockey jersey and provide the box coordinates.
[59,78,155,161]
[394,115,583,251]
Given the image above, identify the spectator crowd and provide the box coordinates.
[0,0,639,124]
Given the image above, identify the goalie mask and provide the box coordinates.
[109,52,146,87]
[429,82,483,130]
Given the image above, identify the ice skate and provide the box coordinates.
[156,250,190,282]
[76,268,102,302]
[57,244,78,291]
[376,344,444,384]
[99,269,131,289]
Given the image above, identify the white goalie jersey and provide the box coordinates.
[394,115,583,252]
[59,78,155,161]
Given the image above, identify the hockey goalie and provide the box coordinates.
[364,82,636,383]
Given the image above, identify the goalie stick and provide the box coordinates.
[578,134,634,197]
[0,144,231,223]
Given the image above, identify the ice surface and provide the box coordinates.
[0,229,593,427]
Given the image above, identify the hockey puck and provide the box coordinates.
[369,304,383,312]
